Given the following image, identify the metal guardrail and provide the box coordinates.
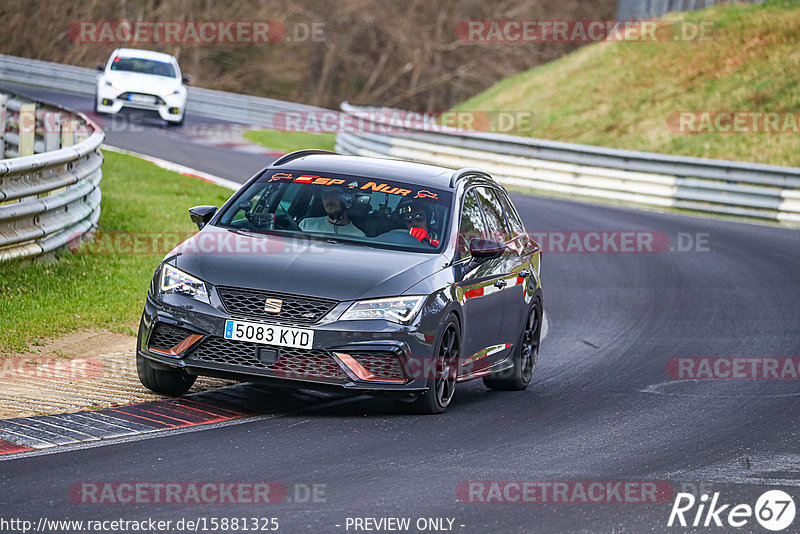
[335,103,800,225]
[0,54,322,128]
[0,91,104,261]
[3,54,797,226]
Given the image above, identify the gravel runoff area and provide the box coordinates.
[0,330,233,419]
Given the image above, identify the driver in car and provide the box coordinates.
[398,200,440,247]
[299,187,366,237]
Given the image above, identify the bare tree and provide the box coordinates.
[0,0,617,110]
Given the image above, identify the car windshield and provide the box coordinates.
[216,170,452,252]
[110,57,176,78]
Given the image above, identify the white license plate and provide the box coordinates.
[223,320,314,349]
[129,94,156,104]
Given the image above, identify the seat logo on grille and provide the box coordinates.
[264,298,283,314]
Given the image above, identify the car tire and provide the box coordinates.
[136,353,196,396]
[483,299,541,391]
[403,315,460,415]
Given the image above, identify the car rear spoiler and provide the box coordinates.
[271,149,339,167]
[449,168,492,188]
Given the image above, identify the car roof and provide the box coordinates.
[272,154,459,189]
[113,48,177,63]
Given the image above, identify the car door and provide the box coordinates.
[490,187,538,341]
[455,188,508,377]
[473,186,526,365]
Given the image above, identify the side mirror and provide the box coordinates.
[95,65,104,72]
[469,238,506,261]
[181,75,192,85]
[189,205,217,230]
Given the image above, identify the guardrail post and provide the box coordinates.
[43,111,61,152]
[18,102,36,157]
[61,117,75,147]
[0,93,7,157]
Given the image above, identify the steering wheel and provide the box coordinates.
[245,211,275,230]
[378,228,436,247]
[274,204,301,231]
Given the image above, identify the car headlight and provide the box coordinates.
[340,296,425,324]
[161,88,180,97]
[159,264,210,305]
[105,80,124,91]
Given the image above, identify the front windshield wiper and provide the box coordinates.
[316,236,375,249]
[224,226,425,252]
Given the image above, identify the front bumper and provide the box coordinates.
[137,292,440,395]
[96,85,185,122]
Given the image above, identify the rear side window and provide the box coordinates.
[492,189,525,237]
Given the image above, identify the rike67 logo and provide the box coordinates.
[668,490,795,531]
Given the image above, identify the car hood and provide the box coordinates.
[169,227,444,301]
[102,71,181,95]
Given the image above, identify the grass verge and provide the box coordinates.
[454,0,800,167]
[0,150,233,354]
[243,129,336,153]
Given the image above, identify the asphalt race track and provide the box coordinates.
[1,87,799,533]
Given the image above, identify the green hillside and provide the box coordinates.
[455,0,800,167]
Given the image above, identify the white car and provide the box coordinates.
[95,48,188,126]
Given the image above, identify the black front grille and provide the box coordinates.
[353,353,406,380]
[186,337,347,381]
[217,287,337,324]
[149,323,191,350]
